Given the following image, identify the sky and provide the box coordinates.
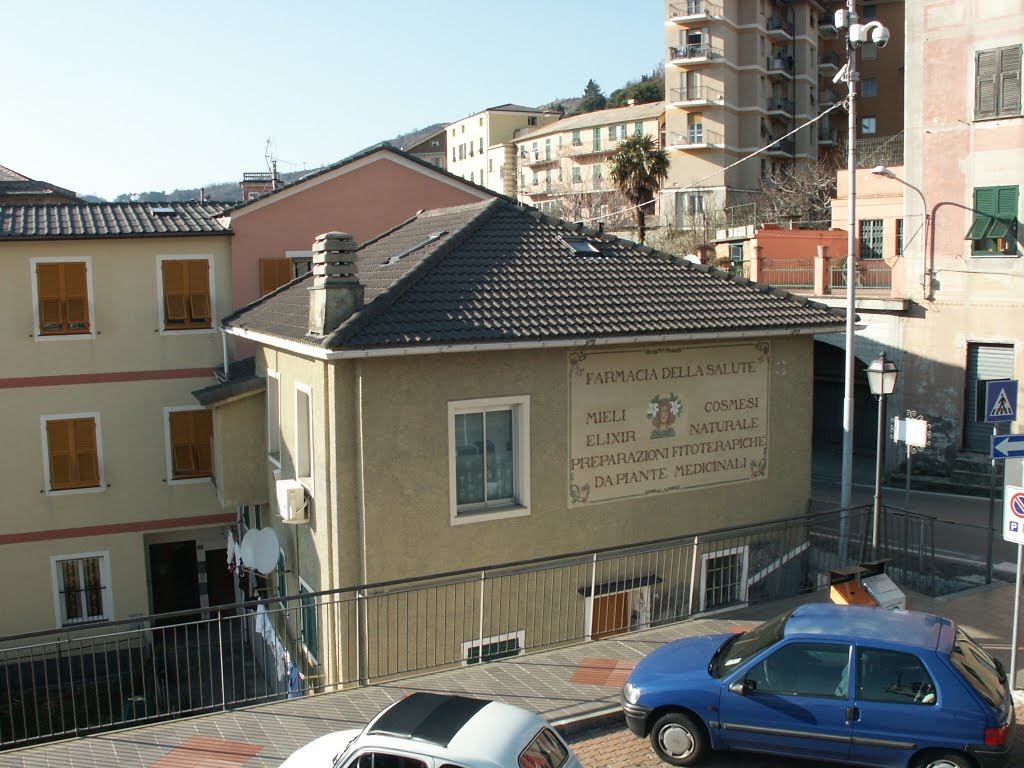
[5,1,664,201]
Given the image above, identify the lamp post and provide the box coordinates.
[870,165,930,297]
[866,352,899,556]
[836,6,891,558]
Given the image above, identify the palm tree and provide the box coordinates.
[607,134,670,244]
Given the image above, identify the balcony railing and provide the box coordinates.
[670,43,721,61]
[767,55,794,76]
[819,51,841,70]
[819,14,838,36]
[766,15,794,36]
[766,95,795,114]
[857,132,904,169]
[668,129,723,147]
[818,124,838,144]
[819,88,841,107]
[830,258,893,293]
[668,0,721,19]
[743,253,893,296]
[766,138,795,155]
[670,85,724,104]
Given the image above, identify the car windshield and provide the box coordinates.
[949,626,1006,708]
[710,609,792,678]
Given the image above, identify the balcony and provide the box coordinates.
[818,14,838,37]
[830,259,893,294]
[766,15,794,37]
[819,51,841,73]
[669,43,722,63]
[667,129,723,149]
[560,141,614,158]
[819,89,842,109]
[670,85,724,106]
[519,148,557,167]
[765,138,795,155]
[766,95,795,115]
[766,55,794,77]
[817,124,838,145]
[667,0,722,24]
[742,255,892,297]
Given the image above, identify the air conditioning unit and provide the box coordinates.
[276,478,308,523]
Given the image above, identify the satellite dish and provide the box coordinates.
[239,527,281,575]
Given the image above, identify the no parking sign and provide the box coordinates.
[1003,485,1024,545]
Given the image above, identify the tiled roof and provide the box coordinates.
[0,202,231,240]
[193,357,263,406]
[516,102,665,141]
[485,103,557,114]
[224,199,846,352]
[0,164,80,202]
[221,144,499,215]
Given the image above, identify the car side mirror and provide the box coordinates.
[729,681,748,695]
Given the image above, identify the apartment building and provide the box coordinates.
[0,203,233,635]
[662,1,904,227]
[446,104,561,196]
[513,102,664,225]
[401,127,448,170]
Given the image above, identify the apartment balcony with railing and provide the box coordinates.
[765,137,796,155]
[742,253,893,296]
[667,128,723,148]
[519,148,558,167]
[670,85,724,106]
[669,43,722,63]
[818,13,838,37]
[819,51,841,73]
[819,88,842,109]
[667,0,722,23]
[766,95,795,115]
[766,55,795,77]
[818,124,838,145]
[766,15,794,37]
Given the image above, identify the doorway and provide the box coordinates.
[149,540,200,623]
[205,548,236,614]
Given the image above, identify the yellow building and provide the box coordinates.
[0,202,233,635]
[212,198,844,684]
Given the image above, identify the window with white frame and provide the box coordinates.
[699,546,749,611]
[52,552,111,626]
[861,78,877,98]
[295,383,313,486]
[975,45,1022,120]
[165,406,213,482]
[449,396,530,523]
[462,630,525,665]
[31,257,95,339]
[157,256,214,333]
[267,370,281,465]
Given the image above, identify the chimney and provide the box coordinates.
[308,232,362,336]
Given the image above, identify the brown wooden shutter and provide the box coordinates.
[186,260,211,325]
[259,258,293,295]
[73,418,99,486]
[37,264,64,332]
[1000,45,1022,116]
[162,261,188,324]
[194,409,213,476]
[46,420,73,488]
[169,411,196,477]
[63,262,90,331]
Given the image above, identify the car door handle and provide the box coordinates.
[845,706,859,722]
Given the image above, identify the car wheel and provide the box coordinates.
[912,751,972,768]
[649,712,707,766]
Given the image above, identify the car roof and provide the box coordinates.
[785,604,950,651]
[361,693,550,767]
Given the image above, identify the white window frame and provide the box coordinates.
[294,382,313,492]
[40,412,106,496]
[155,254,217,336]
[267,369,281,467]
[50,551,113,627]
[163,405,212,486]
[461,629,526,666]
[285,250,314,278]
[448,395,530,526]
[699,545,750,612]
[30,255,97,341]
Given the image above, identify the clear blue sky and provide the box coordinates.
[5,1,663,200]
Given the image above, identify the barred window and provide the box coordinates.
[53,554,110,625]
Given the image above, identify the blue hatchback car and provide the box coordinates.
[622,603,1014,768]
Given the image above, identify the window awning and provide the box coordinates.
[578,573,662,598]
[966,216,1016,241]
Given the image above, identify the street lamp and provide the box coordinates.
[871,165,931,296]
[866,352,899,556]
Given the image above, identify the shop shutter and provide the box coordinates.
[964,343,1015,451]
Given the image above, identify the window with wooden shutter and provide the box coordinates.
[169,409,213,479]
[976,45,1022,119]
[36,262,90,335]
[46,417,100,490]
[967,186,1019,255]
[259,258,293,295]
[161,259,212,330]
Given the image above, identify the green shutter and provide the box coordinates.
[975,187,998,216]
[995,186,1019,218]
[965,216,993,241]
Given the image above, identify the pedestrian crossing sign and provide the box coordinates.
[983,378,1018,424]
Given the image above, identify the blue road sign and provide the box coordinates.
[985,379,1018,423]
[992,434,1024,460]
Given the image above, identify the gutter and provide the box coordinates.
[224,323,849,362]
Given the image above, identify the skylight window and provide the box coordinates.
[563,237,600,254]
[152,206,176,216]
[385,231,447,265]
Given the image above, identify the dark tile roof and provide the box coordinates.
[221,144,499,215]
[224,199,846,352]
[192,357,263,406]
[486,103,557,113]
[0,164,80,202]
[0,202,231,240]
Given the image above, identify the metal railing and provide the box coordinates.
[820,51,841,69]
[767,16,794,36]
[668,0,721,18]
[1,505,984,749]
[766,96,795,114]
[830,258,893,292]
[670,85,724,104]
[745,259,814,289]
[668,130,723,147]
[670,43,721,60]
[767,56,794,75]
[767,138,795,155]
[857,132,904,169]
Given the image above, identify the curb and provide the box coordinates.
[553,707,624,737]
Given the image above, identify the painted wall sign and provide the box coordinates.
[567,343,770,505]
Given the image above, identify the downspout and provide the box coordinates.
[221,328,230,379]
[356,359,369,684]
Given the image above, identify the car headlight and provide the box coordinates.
[622,681,641,704]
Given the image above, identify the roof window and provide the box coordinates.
[563,237,600,254]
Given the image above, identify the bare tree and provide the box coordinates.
[751,158,840,229]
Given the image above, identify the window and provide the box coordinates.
[896,218,904,256]
[429,139,439,148]
[259,258,293,295]
[479,137,483,153]
[976,45,1021,119]
[686,192,705,215]
[42,415,102,492]
[857,647,936,705]
[347,754,427,768]
[528,116,537,126]
[544,138,551,160]
[299,579,318,662]
[700,546,748,610]
[861,42,877,61]
[166,407,213,481]
[452,147,456,162]
[52,553,111,626]
[449,395,530,524]
[860,116,877,135]
[463,630,525,665]
[949,626,1006,707]
[861,78,877,98]
[967,185,1018,255]
[608,125,617,140]
[519,728,569,768]
[859,219,884,259]
[861,4,877,20]
[571,130,581,146]
[276,551,287,601]
[687,115,703,144]
[33,260,91,336]
[295,383,312,484]
[267,370,281,465]
[745,642,852,698]
[592,164,602,180]
[635,121,644,135]
[572,166,582,183]
[160,258,211,331]
[592,128,601,151]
